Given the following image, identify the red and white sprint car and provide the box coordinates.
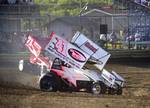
[19,32,125,95]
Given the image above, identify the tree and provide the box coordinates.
[34,0,112,16]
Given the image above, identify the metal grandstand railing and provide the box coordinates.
[114,0,150,41]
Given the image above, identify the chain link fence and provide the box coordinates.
[0,3,150,53]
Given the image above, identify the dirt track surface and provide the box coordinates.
[0,58,150,108]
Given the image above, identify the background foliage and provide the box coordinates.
[34,0,112,16]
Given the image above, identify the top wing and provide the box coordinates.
[71,31,111,70]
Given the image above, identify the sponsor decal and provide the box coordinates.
[45,33,90,69]
[54,37,67,56]
[68,48,86,62]
[102,72,115,84]
[84,42,97,53]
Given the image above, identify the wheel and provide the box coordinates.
[108,87,115,95]
[99,82,106,94]
[39,74,57,92]
[91,82,102,95]
[116,86,123,95]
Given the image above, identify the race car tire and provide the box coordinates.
[108,87,115,95]
[116,85,123,95]
[39,74,57,92]
[99,82,106,94]
[91,82,102,95]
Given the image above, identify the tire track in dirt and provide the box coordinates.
[0,87,149,108]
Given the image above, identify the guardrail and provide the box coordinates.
[123,41,150,45]
[122,41,150,50]
[105,41,150,50]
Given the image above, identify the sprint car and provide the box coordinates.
[19,58,124,95]
[18,31,124,95]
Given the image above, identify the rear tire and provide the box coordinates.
[40,74,57,92]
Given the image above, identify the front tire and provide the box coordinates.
[116,85,123,95]
[108,88,115,95]
[91,82,102,95]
